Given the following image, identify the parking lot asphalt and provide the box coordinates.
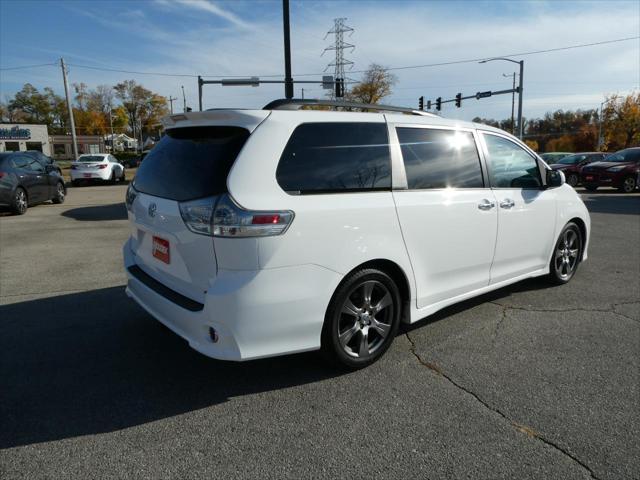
[1,185,638,479]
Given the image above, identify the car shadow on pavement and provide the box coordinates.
[581,195,640,215]
[0,287,339,449]
[62,203,128,221]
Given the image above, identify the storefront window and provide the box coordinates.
[5,142,20,152]
[26,142,43,152]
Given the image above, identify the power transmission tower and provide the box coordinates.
[322,18,355,98]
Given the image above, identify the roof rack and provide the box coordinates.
[263,99,436,117]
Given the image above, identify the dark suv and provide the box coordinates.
[581,147,640,193]
[548,152,606,187]
[0,151,66,215]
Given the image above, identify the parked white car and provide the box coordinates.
[123,100,590,368]
[70,154,125,186]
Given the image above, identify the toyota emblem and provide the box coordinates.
[148,203,157,218]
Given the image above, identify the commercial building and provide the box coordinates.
[0,123,51,155]
[50,135,105,160]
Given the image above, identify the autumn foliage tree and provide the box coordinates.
[602,92,640,151]
[346,64,397,104]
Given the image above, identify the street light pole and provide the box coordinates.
[503,72,516,134]
[598,100,606,151]
[480,57,524,139]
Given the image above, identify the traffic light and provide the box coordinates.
[335,78,344,98]
[455,93,462,108]
[419,96,424,111]
[427,100,431,110]
[436,97,442,111]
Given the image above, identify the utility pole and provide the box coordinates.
[60,58,78,160]
[282,0,293,99]
[168,95,177,114]
[503,72,516,134]
[322,18,355,99]
[480,57,524,139]
[108,106,114,152]
[598,100,607,151]
[181,85,187,112]
[301,88,305,100]
[198,76,203,111]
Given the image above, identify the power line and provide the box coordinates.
[0,62,57,71]
[0,36,637,79]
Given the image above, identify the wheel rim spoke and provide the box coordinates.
[339,322,359,347]
[569,248,578,258]
[373,291,392,313]
[341,299,360,317]
[362,281,374,306]
[371,318,390,338]
[358,329,369,357]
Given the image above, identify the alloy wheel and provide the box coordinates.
[15,190,27,214]
[57,183,65,201]
[554,228,580,280]
[338,280,394,359]
[622,177,636,193]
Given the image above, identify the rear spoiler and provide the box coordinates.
[161,110,270,133]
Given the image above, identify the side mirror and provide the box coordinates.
[44,164,55,173]
[547,169,565,188]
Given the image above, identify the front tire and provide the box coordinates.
[547,222,582,285]
[619,176,636,193]
[11,187,28,215]
[321,269,401,369]
[52,182,65,204]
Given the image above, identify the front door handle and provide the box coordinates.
[478,199,495,211]
[500,199,515,209]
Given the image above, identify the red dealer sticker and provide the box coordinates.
[152,236,170,264]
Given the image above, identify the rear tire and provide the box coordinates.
[619,176,636,194]
[547,222,582,285]
[52,182,65,204]
[11,187,28,215]
[321,268,401,369]
[567,173,579,187]
[109,170,116,185]
[584,184,598,192]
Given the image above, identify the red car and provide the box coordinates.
[581,147,640,193]
[549,152,606,187]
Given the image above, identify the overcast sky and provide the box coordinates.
[1,0,638,121]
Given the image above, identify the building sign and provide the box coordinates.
[0,126,31,140]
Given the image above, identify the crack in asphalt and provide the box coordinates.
[488,301,639,324]
[405,332,602,480]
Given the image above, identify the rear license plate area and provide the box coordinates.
[152,236,170,264]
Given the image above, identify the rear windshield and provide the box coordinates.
[79,156,106,162]
[133,126,250,201]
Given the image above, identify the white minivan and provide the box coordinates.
[123,100,590,368]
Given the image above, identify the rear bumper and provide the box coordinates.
[123,238,341,361]
[70,169,111,181]
[581,172,623,187]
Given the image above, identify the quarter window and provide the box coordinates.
[276,122,391,194]
[396,128,483,189]
[483,134,541,188]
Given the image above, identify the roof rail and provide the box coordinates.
[263,98,436,117]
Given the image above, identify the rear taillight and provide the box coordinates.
[98,164,108,169]
[125,183,137,212]
[0,171,5,178]
[178,194,294,237]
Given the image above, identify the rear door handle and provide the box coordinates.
[500,199,515,209]
[478,199,495,211]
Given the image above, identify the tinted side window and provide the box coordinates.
[397,128,483,189]
[27,158,44,173]
[276,122,391,194]
[483,134,541,188]
[11,155,31,171]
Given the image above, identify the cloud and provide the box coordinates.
[165,0,252,29]
[1,0,638,121]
